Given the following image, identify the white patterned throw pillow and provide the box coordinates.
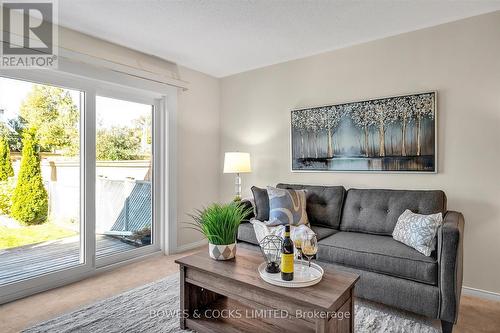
[267,186,309,226]
[392,209,443,256]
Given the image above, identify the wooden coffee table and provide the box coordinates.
[175,247,359,333]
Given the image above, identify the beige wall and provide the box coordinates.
[177,66,221,247]
[220,11,500,293]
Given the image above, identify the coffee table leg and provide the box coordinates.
[315,318,330,333]
[350,292,354,332]
[316,292,354,333]
[179,265,189,329]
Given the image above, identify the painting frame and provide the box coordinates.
[290,91,438,173]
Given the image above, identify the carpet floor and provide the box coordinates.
[23,274,442,333]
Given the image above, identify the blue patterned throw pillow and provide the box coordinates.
[267,186,308,226]
[392,209,443,256]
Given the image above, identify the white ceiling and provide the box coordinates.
[58,1,500,78]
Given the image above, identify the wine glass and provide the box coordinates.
[301,234,318,276]
[291,232,305,272]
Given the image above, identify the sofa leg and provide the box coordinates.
[441,320,454,333]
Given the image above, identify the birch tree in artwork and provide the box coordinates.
[372,100,390,157]
[395,96,415,157]
[349,102,376,157]
[326,105,345,158]
[305,108,324,158]
[298,108,316,158]
[291,110,307,158]
[316,107,331,158]
[374,98,399,157]
[414,93,434,156]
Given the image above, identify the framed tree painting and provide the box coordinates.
[291,92,437,172]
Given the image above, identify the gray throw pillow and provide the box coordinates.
[251,186,269,221]
[392,209,443,256]
[267,186,308,226]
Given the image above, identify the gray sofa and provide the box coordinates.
[237,183,464,333]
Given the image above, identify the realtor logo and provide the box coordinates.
[0,0,58,68]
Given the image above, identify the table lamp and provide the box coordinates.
[223,152,251,201]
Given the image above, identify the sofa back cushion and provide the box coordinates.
[251,186,269,221]
[340,189,447,235]
[276,183,346,229]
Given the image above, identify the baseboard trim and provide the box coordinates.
[462,286,500,302]
[175,239,207,253]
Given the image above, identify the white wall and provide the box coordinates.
[219,11,500,294]
[176,66,221,247]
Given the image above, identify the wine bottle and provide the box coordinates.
[281,224,294,281]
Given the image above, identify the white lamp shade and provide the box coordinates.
[223,152,252,173]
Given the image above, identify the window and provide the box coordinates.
[95,96,154,257]
[0,76,84,285]
[0,65,168,303]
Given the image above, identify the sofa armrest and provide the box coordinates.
[438,211,464,323]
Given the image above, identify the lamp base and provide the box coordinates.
[234,173,242,201]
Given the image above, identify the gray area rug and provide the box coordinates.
[24,274,441,333]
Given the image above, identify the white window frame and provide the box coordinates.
[0,58,177,304]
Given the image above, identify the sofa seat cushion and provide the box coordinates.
[237,222,259,245]
[317,232,438,285]
[237,223,338,246]
[311,225,339,240]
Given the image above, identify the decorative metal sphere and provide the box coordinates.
[259,235,283,273]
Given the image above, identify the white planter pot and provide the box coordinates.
[208,242,236,260]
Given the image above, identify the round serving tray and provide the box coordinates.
[258,262,324,288]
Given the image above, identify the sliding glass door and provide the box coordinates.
[0,69,164,303]
[0,76,85,286]
[95,96,156,261]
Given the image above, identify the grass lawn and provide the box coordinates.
[0,223,77,250]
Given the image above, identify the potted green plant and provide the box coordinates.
[189,202,252,260]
